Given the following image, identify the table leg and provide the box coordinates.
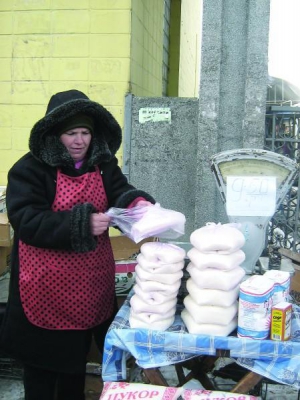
[231,371,263,394]
[141,358,263,395]
[142,357,217,389]
[143,368,169,386]
[180,356,217,390]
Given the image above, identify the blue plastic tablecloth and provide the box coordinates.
[102,290,300,389]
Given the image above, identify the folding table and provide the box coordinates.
[102,290,300,394]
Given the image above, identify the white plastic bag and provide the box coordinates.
[100,382,182,400]
[190,222,245,254]
[183,389,260,400]
[106,203,186,243]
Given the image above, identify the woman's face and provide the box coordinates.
[60,127,92,162]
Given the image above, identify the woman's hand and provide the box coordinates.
[90,212,111,236]
[135,200,153,207]
[128,200,154,220]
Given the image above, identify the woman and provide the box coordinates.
[0,90,155,400]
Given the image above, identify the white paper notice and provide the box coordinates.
[139,107,171,124]
[226,176,277,216]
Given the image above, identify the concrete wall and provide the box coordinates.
[195,0,271,228]
[126,95,198,242]
[127,0,271,240]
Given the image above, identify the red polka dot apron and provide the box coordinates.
[19,167,115,330]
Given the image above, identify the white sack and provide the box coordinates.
[140,241,186,263]
[135,276,182,295]
[183,295,238,325]
[135,264,183,284]
[133,284,177,305]
[129,310,175,330]
[182,388,258,400]
[130,293,177,314]
[190,223,245,254]
[130,307,176,323]
[137,253,184,274]
[181,308,237,336]
[131,204,186,242]
[100,382,182,400]
[186,263,245,290]
[186,278,240,307]
[187,247,245,271]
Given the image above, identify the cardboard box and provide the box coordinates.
[0,213,13,247]
[0,245,12,276]
[114,260,137,297]
[0,186,6,213]
[0,196,6,213]
[110,236,156,297]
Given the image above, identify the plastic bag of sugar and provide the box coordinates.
[99,382,182,400]
[182,389,260,399]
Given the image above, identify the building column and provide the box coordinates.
[195,0,271,228]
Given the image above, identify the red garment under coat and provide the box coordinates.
[19,167,115,330]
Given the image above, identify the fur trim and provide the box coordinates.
[70,203,98,253]
[29,96,122,167]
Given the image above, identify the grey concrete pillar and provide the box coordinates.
[195,0,271,229]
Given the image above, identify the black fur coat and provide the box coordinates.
[0,90,154,373]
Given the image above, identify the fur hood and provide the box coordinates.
[29,90,122,170]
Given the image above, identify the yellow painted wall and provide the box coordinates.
[130,0,165,96]
[0,0,171,185]
[167,0,181,97]
[0,0,134,185]
[178,0,203,98]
